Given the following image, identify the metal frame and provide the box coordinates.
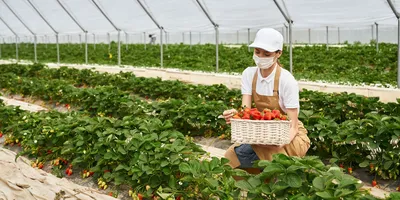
[387,0,400,88]
[125,32,129,50]
[274,0,293,74]
[136,0,164,67]
[143,32,146,50]
[337,27,340,44]
[247,28,250,52]
[0,15,18,60]
[26,0,60,64]
[56,0,88,64]
[93,33,96,50]
[195,0,219,72]
[2,0,37,62]
[308,28,311,44]
[375,22,379,52]
[326,26,329,50]
[90,0,121,65]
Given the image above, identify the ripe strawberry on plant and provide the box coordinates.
[348,167,353,174]
[372,180,377,187]
[38,162,44,169]
[0,132,3,138]
[339,163,344,169]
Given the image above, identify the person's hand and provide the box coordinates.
[222,109,237,124]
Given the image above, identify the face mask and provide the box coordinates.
[253,54,276,69]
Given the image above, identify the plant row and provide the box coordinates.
[0,42,398,85]
[1,64,400,181]
[0,101,388,199]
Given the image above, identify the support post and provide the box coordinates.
[136,0,165,67]
[195,0,219,71]
[237,30,239,44]
[56,34,60,64]
[338,27,340,44]
[144,32,146,50]
[93,33,96,50]
[247,28,250,52]
[34,35,37,62]
[190,31,192,48]
[160,28,164,67]
[118,30,121,65]
[199,32,201,44]
[273,0,293,73]
[125,32,128,50]
[375,22,379,52]
[85,32,88,64]
[326,26,329,50]
[308,28,311,44]
[387,0,400,87]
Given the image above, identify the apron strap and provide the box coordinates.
[273,66,281,96]
[251,70,258,92]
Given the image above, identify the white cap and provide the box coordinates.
[249,28,283,52]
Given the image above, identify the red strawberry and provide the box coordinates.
[263,112,273,120]
[372,180,377,187]
[89,171,94,176]
[339,163,344,169]
[250,110,262,120]
[0,133,3,138]
[108,192,113,196]
[242,113,250,120]
[280,115,288,120]
[138,193,144,200]
[38,163,44,169]
[67,169,73,176]
[348,167,353,174]
[104,170,111,173]
[272,110,281,119]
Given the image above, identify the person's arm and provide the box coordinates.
[242,95,251,108]
[286,108,299,142]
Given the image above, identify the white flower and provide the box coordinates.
[161,143,165,148]
[34,140,37,144]
[179,181,183,185]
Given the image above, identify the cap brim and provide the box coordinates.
[249,42,278,52]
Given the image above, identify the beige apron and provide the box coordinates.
[224,66,311,173]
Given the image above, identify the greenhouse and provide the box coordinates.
[0,0,400,199]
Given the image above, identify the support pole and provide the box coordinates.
[45,35,47,48]
[79,34,82,48]
[338,27,340,44]
[144,32,146,50]
[85,32,88,64]
[125,32,128,50]
[237,30,239,44]
[371,24,374,41]
[0,15,19,60]
[160,28,163,67]
[93,33,96,50]
[199,32,201,44]
[308,28,311,44]
[195,0,219,71]
[108,33,111,51]
[375,22,379,52]
[56,34,60,64]
[190,31,192,48]
[326,26,329,50]
[34,35,37,62]
[136,0,165,67]
[273,0,293,73]
[3,0,37,62]
[387,0,400,87]
[182,32,185,43]
[27,0,59,63]
[284,24,289,51]
[247,28,250,52]
[118,30,121,65]
[15,36,18,60]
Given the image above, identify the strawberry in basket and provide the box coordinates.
[233,107,289,121]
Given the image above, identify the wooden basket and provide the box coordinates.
[230,119,291,145]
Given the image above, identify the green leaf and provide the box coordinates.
[248,177,262,188]
[262,163,285,174]
[286,165,307,172]
[359,160,369,168]
[285,173,302,188]
[235,180,253,191]
[313,177,325,191]
[104,152,114,159]
[168,175,176,189]
[316,191,333,199]
[334,189,354,197]
[271,181,289,192]
[160,160,169,167]
[179,163,191,173]
[76,140,84,147]
[115,164,128,171]
[260,184,271,194]
[117,146,127,155]
[384,161,393,170]
[205,178,219,188]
